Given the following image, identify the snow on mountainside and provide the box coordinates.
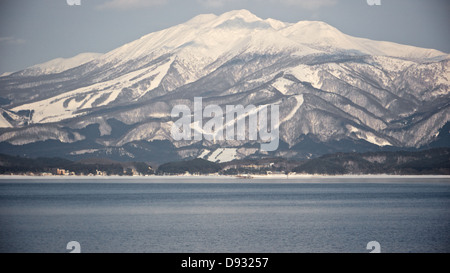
[280,20,447,60]
[0,10,448,163]
[0,72,13,78]
[17,52,103,76]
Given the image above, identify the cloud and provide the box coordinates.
[97,0,168,10]
[96,0,338,11]
[272,0,338,9]
[0,37,26,45]
[196,0,229,8]
[97,0,338,10]
[196,0,338,10]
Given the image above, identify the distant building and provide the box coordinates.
[96,170,107,176]
[225,163,275,170]
[53,168,72,176]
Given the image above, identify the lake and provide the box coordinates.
[0,176,449,253]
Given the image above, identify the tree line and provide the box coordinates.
[1,147,449,176]
[0,154,154,176]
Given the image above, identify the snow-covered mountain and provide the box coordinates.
[0,10,448,163]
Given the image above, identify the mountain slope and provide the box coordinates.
[17,52,103,76]
[0,10,448,163]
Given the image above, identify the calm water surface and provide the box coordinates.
[0,176,449,253]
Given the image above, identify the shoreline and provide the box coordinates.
[0,173,449,181]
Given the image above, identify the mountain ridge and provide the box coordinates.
[16,52,103,77]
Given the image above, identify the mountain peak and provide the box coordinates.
[219,9,261,22]
[185,9,262,28]
[185,13,218,26]
[280,20,353,49]
[208,9,266,30]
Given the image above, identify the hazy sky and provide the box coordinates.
[0,0,448,74]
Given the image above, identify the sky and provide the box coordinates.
[0,0,449,74]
